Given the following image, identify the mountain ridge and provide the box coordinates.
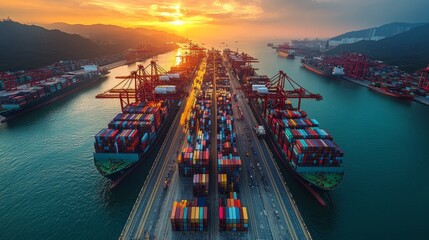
[44,22,187,51]
[330,22,426,41]
[0,20,187,72]
[328,23,429,72]
[0,20,114,72]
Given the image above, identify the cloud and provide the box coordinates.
[76,0,263,26]
[1,0,428,40]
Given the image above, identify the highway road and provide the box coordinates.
[227,59,312,240]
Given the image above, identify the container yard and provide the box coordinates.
[119,48,311,239]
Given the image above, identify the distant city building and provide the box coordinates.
[329,36,385,47]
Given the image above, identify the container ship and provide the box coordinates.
[262,108,344,194]
[93,45,206,187]
[277,49,296,59]
[0,65,108,123]
[368,81,414,100]
[276,43,296,59]
[93,99,177,181]
[225,49,344,202]
[301,58,344,78]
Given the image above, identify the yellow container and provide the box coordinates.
[243,207,248,222]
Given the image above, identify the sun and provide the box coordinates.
[171,19,184,26]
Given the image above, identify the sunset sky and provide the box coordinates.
[1,0,428,42]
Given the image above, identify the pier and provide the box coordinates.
[119,50,311,240]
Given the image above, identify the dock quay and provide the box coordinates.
[119,49,311,239]
[342,76,429,105]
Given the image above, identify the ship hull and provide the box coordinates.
[301,62,332,77]
[277,50,295,59]
[0,74,107,123]
[368,85,413,100]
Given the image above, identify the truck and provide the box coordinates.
[254,125,266,137]
[233,93,238,101]
[237,106,244,120]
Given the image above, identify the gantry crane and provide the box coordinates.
[324,53,370,79]
[244,70,322,115]
[95,60,186,111]
[418,64,429,91]
[0,72,17,91]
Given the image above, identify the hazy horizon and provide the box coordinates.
[1,0,429,42]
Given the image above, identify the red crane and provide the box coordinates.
[124,44,152,64]
[227,51,259,80]
[324,53,370,79]
[96,60,186,111]
[418,64,429,91]
[26,69,54,87]
[1,72,17,91]
[243,70,322,116]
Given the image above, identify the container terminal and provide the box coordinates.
[92,43,207,189]
[111,48,313,239]
[298,53,429,105]
[0,44,184,123]
[224,50,345,206]
[0,65,108,123]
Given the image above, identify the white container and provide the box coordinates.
[81,65,98,72]
[159,75,170,81]
[332,66,345,76]
[252,84,265,91]
[257,87,268,94]
[155,85,176,94]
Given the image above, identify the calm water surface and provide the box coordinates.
[1,43,429,240]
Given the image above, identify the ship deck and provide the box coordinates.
[119,54,311,240]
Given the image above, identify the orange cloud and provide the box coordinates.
[2,0,332,41]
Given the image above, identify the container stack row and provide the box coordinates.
[171,55,212,232]
[216,87,241,193]
[219,192,248,231]
[266,109,344,167]
[93,100,172,155]
[94,129,119,153]
[170,199,208,231]
[193,174,209,196]
[187,100,212,135]
[214,51,249,232]
[178,94,212,177]
[290,139,344,166]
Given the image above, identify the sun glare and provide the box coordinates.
[175,49,182,66]
[172,20,184,26]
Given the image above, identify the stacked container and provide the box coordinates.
[115,129,140,153]
[170,200,208,231]
[265,108,344,167]
[94,129,120,153]
[178,94,211,177]
[219,192,249,231]
[93,100,171,156]
[216,88,241,193]
[193,174,209,196]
